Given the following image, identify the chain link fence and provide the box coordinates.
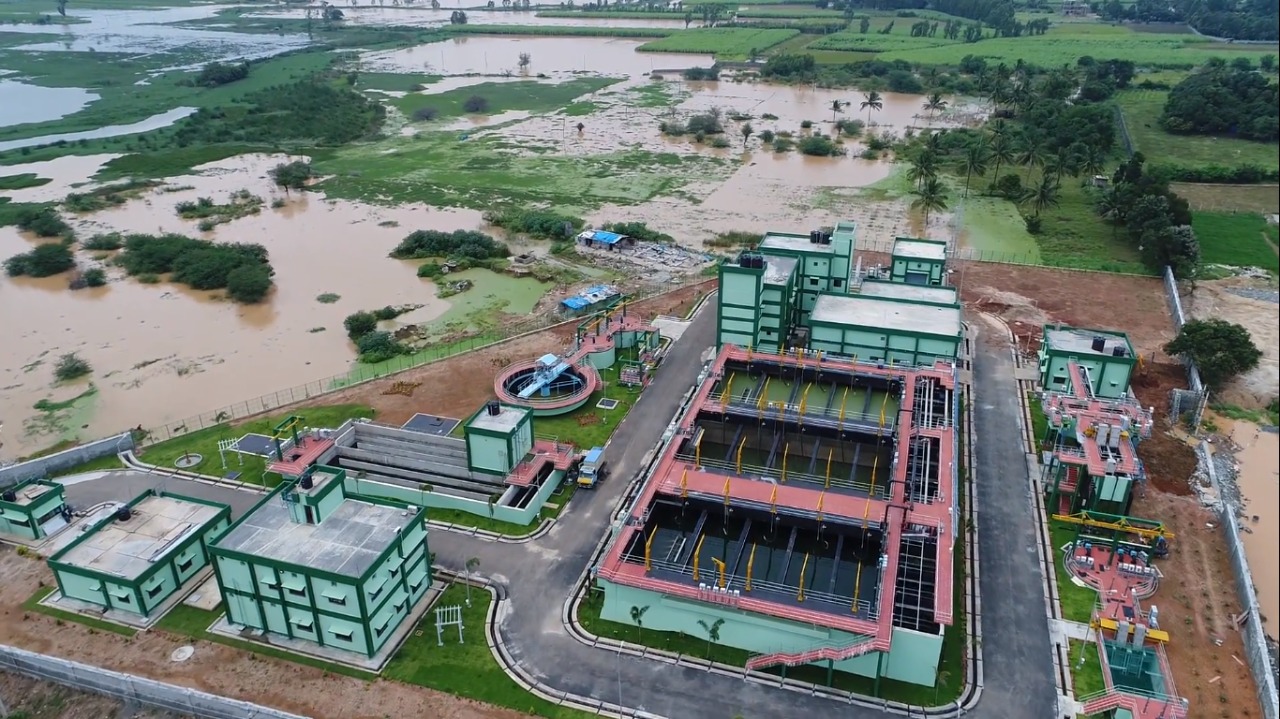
[1195,443,1279,719]
[856,238,1154,274]
[137,278,711,446]
[0,643,309,719]
[1161,266,1208,427]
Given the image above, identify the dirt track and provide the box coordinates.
[0,672,188,719]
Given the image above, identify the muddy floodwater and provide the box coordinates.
[251,6,688,29]
[365,35,713,76]
[1221,419,1279,639]
[0,154,502,459]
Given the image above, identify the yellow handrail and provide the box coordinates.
[781,443,789,484]
[825,448,834,489]
[863,455,880,527]
[852,564,863,612]
[695,432,703,467]
[839,386,850,425]
[797,553,810,602]
[723,475,732,505]
[745,544,757,591]
[721,374,735,411]
[712,558,727,589]
[680,468,688,499]
[816,491,826,522]
[692,534,705,581]
[758,377,771,410]
[878,391,890,437]
[735,436,747,474]
[644,527,657,571]
[769,483,778,514]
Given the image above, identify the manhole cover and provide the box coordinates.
[170,646,195,663]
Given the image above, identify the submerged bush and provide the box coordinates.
[5,242,75,277]
[391,229,508,260]
[483,209,583,240]
[116,233,273,303]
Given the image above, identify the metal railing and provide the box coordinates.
[671,452,885,498]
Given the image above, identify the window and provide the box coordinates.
[390,566,400,577]
[374,621,390,638]
[410,580,423,592]
[177,557,194,572]
[292,619,314,632]
[808,277,819,287]
[145,583,165,599]
[286,586,306,598]
[394,600,406,612]
[369,586,382,600]
[112,593,131,605]
[331,629,354,642]
[833,279,844,289]
[326,595,348,607]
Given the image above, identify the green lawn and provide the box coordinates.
[532,360,640,450]
[1116,90,1280,172]
[425,481,577,535]
[1028,391,1049,449]
[154,603,376,680]
[394,77,620,121]
[23,586,137,638]
[1050,522,1099,624]
[136,404,374,485]
[638,28,800,59]
[1069,639,1107,699]
[385,583,591,719]
[1190,211,1280,272]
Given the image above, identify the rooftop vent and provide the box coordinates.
[115,506,132,522]
[1112,346,1126,357]
[820,230,833,245]
[299,474,314,491]
[809,230,822,244]
[486,400,501,417]
[1,490,15,503]
[1091,336,1106,353]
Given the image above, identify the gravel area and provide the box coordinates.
[1226,287,1280,304]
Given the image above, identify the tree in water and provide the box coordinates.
[741,122,753,149]
[923,92,948,118]
[859,91,883,125]
[56,0,67,17]
[518,52,531,68]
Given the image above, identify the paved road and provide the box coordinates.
[57,470,262,519]
[51,303,1061,719]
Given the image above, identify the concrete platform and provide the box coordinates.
[40,566,214,630]
[183,574,223,611]
[207,580,447,672]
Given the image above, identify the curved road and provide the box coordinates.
[427,306,1059,719]
[52,300,1059,719]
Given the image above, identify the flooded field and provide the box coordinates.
[365,35,713,76]
[0,79,97,127]
[1221,419,1279,638]
[250,6,688,30]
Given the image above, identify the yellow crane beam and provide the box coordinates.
[1052,512,1174,540]
[692,534,705,582]
[745,544,757,592]
[644,527,657,571]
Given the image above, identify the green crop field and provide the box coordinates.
[638,27,799,59]
[1171,183,1280,214]
[1191,212,1280,272]
[393,77,619,120]
[1116,90,1280,172]
[737,5,846,17]
[810,32,955,53]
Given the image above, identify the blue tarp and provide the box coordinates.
[580,230,625,245]
[561,284,619,311]
[561,296,592,310]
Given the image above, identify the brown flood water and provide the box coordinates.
[364,36,714,76]
[1220,418,1279,639]
[0,154,122,203]
[0,154,488,460]
[252,6,689,30]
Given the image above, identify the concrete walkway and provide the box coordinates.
[48,302,1064,719]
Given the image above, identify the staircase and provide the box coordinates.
[745,636,880,671]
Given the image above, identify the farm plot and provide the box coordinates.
[639,28,799,59]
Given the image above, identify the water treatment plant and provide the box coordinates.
[0,218,1238,719]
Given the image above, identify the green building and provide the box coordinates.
[755,222,855,320]
[858,279,958,308]
[717,253,799,351]
[464,401,534,477]
[808,293,963,366]
[47,490,231,618]
[0,479,69,540]
[1039,326,1137,398]
[209,466,431,658]
[889,237,948,286]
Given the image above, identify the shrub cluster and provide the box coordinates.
[601,222,673,244]
[343,308,414,363]
[116,233,274,303]
[483,209,584,239]
[5,242,75,278]
[391,229,509,260]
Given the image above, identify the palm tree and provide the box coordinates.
[911,177,949,228]
[830,99,845,123]
[988,132,1015,190]
[1096,187,1124,238]
[629,605,649,642]
[958,140,990,198]
[859,92,883,126]
[696,618,724,659]
[1082,147,1107,181]
[464,557,480,607]
[934,669,952,705]
[1022,176,1061,218]
[1016,133,1046,183]
[908,149,938,190]
[923,92,948,118]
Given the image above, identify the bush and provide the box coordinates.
[316,293,341,303]
[412,107,440,121]
[659,120,686,136]
[14,206,71,238]
[800,120,813,129]
[991,174,1023,199]
[483,209,584,239]
[195,61,250,88]
[355,331,410,363]
[82,233,123,251]
[601,222,673,244]
[54,352,91,381]
[83,267,107,287]
[686,113,724,135]
[761,53,816,80]
[5,242,75,277]
[836,119,865,137]
[758,129,775,143]
[683,66,720,81]
[269,161,315,193]
[173,79,385,148]
[344,311,378,340]
[710,136,731,148]
[463,95,489,113]
[798,135,843,157]
[772,137,794,153]
[225,264,273,303]
[391,229,508,260]
[1024,215,1043,234]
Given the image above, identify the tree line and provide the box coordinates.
[1160,60,1278,142]
[1097,0,1278,41]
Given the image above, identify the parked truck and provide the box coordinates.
[576,447,609,489]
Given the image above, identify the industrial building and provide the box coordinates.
[1038,325,1137,399]
[1037,357,1153,516]
[209,466,431,658]
[0,478,70,540]
[47,490,231,618]
[716,223,962,365]
[594,345,960,689]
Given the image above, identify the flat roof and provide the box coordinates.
[215,496,410,577]
[811,294,962,337]
[469,404,527,433]
[892,238,947,261]
[4,481,59,507]
[57,495,222,580]
[760,233,836,255]
[859,281,957,306]
[763,255,798,285]
[1044,327,1132,357]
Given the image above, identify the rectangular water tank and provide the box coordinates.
[1091,336,1106,352]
